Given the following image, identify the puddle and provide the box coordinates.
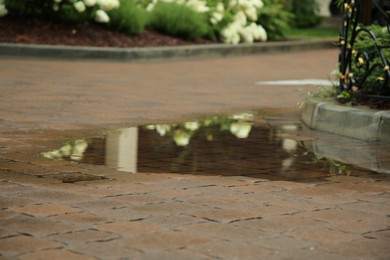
[41,112,390,181]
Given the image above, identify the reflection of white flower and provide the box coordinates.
[230,122,252,138]
[0,4,8,16]
[59,144,72,157]
[282,157,294,170]
[282,139,297,153]
[281,125,298,132]
[74,1,86,12]
[95,9,110,23]
[174,130,191,146]
[53,3,60,11]
[232,112,254,121]
[184,121,199,131]
[156,125,171,136]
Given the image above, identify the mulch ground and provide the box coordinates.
[0,15,214,47]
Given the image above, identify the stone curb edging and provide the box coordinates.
[301,97,390,142]
[0,38,337,61]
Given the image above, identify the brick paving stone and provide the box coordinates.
[11,203,80,217]
[0,235,64,258]
[315,238,390,259]
[188,241,274,259]
[0,215,78,237]
[286,227,363,245]
[94,221,163,237]
[67,239,143,259]
[303,207,389,234]
[18,249,96,260]
[1,49,390,258]
[123,230,216,251]
[192,208,263,224]
[177,222,269,242]
[363,229,390,240]
[48,229,119,244]
[233,214,329,235]
[51,212,107,225]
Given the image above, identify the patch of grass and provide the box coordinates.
[108,0,149,35]
[149,2,209,41]
[285,27,339,39]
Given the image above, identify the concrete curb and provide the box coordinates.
[301,97,390,142]
[0,38,337,61]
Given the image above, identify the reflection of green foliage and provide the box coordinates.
[317,157,351,176]
[41,139,91,161]
[353,25,390,96]
[145,113,254,147]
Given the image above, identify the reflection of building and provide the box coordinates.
[105,127,138,173]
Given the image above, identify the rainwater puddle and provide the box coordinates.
[41,112,390,182]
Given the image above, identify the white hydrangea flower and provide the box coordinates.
[244,6,257,21]
[235,11,247,26]
[84,0,97,7]
[95,9,110,23]
[0,4,8,16]
[210,12,223,25]
[252,23,267,41]
[97,0,120,11]
[186,0,209,13]
[74,1,86,12]
[251,0,263,9]
[216,2,224,12]
[239,26,254,43]
[146,3,155,11]
[228,0,238,8]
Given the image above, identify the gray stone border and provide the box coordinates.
[0,38,336,61]
[301,97,390,142]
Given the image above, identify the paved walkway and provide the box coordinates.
[1,49,389,259]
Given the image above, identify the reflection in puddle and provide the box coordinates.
[41,112,390,181]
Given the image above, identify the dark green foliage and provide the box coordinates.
[108,0,148,35]
[258,0,293,41]
[4,0,92,22]
[353,25,390,96]
[149,2,210,41]
[291,0,322,28]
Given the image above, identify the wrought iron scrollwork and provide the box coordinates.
[339,0,390,99]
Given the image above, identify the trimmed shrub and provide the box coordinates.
[257,0,293,41]
[108,0,148,35]
[149,2,210,41]
[291,0,322,28]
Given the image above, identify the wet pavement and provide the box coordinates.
[1,49,390,259]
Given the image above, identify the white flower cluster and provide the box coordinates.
[52,0,119,23]
[145,0,209,13]
[221,0,267,44]
[0,0,8,17]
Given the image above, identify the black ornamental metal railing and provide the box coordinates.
[338,0,390,101]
